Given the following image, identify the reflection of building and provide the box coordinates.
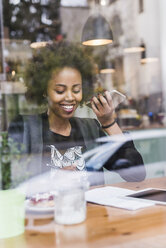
[100,0,161,101]
[1,0,62,130]
[0,39,41,130]
[1,0,166,129]
[4,39,32,82]
[60,0,165,117]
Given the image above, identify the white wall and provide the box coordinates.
[137,0,161,96]
[60,6,89,42]
[159,0,166,111]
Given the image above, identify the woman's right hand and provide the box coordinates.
[91,91,115,127]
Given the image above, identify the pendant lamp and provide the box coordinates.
[100,60,115,74]
[140,42,158,64]
[123,39,145,53]
[81,13,113,46]
[30,40,53,49]
[124,45,145,54]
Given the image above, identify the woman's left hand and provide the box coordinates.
[91,91,115,126]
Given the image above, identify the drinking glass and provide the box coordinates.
[53,172,89,225]
[0,189,25,239]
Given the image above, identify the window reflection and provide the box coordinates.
[0,1,166,189]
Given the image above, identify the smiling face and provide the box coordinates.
[47,67,82,120]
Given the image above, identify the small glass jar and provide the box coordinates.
[53,172,89,225]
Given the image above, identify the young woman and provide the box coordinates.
[8,42,145,182]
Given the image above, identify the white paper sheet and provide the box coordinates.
[85,186,155,210]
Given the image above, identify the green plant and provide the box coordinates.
[0,133,31,189]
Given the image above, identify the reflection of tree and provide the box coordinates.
[5,59,24,81]
[3,0,61,42]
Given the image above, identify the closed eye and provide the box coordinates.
[55,90,64,94]
[73,90,81,93]
[72,85,82,93]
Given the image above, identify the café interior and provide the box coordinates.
[1,0,166,247]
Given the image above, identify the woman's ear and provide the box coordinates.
[43,94,49,104]
[43,94,49,100]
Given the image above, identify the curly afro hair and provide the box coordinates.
[24,42,95,105]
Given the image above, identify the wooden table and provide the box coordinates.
[1,177,166,248]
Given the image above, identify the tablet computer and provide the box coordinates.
[126,188,166,205]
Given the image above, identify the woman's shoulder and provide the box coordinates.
[9,113,46,130]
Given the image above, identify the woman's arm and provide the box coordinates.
[103,139,146,182]
[91,91,146,181]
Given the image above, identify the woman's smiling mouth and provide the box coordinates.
[60,104,75,113]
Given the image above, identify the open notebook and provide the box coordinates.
[85,186,155,210]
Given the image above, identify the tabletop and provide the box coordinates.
[1,176,166,248]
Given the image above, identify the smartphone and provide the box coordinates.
[85,90,126,109]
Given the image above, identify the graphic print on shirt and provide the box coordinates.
[48,145,85,170]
